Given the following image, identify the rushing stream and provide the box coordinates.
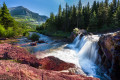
[18,32,110,80]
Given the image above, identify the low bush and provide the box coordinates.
[73,28,80,34]
[30,33,40,41]
[6,27,14,38]
[23,31,30,37]
[0,25,6,37]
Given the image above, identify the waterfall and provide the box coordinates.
[40,34,109,79]
[69,34,99,62]
[77,36,99,63]
[68,34,100,77]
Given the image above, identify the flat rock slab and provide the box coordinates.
[0,60,99,80]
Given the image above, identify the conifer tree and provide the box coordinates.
[89,11,98,31]
[0,2,15,29]
[113,6,120,26]
[71,5,77,31]
[57,5,62,30]
[113,0,117,13]
[92,1,97,13]
[105,0,109,7]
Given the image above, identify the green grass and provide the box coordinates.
[38,30,71,38]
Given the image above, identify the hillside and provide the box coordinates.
[9,6,48,25]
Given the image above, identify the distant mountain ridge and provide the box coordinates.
[9,6,48,24]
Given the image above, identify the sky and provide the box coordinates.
[0,0,112,17]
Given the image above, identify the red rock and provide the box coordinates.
[98,31,120,80]
[0,43,41,68]
[0,44,76,71]
[39,56,75,71]
[0,60,99,80]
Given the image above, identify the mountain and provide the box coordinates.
[9,6,48,25]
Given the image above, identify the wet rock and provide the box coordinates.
[79,29,87,35]
[98,31,120,80]
[70,29,87,42]
[70,32,77,42]
[38,40,45,43]
[30,42,37,46]
[0,43,41,68]
[0,60,99,80]
[39,56,75,71]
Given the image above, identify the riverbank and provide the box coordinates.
[37,30,71,38]
[0,31,119,80]
[0,43,99,80]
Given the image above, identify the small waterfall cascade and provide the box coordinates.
[69,34,99,62]
[68,34,100,77]
[39,34,109,79]
[77,35,99,63]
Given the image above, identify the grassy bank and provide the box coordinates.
[38,30,71,38]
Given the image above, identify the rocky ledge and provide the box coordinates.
[0,43,41,68]
[39,56,75,71]
[98,31,120,80]
[0,43,99,80]
[0,60,99,80]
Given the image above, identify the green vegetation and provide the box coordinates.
[38,30,70,38]
[29,33,40,41]
[73,28,80,34]
[37,0,120,34]
[0,3,34,38]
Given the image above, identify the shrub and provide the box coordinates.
[73,28,80,34]
[0,25,6,37]
[6,27,14,38]
[23,31,29,37]
[30,33,40,41]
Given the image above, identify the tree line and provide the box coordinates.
[39,0,120,33]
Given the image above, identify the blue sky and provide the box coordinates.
[0,0,112,17]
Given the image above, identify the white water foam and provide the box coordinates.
[42,34,100,77]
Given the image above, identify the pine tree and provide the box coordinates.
[58,5,62,18]
[50,13,55,21]
[83,3,90,29]
[113,0,117,13]
[113,6,120,27]
[0,2,15,29]
[92,1,97,13]
[62,9,66,31]
[117,0,120,7]
[77,0,83,28]
[71,5,77,31]
[105,0,109,7]
[89,11,98,31]
[65,3,69,31]
[46,13,56,31]
[57,5,62,30]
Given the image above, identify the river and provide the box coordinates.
[17,32,111,80]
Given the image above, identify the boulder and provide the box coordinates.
[70,29,87,42]
[98,31,120,80]
[30,42,37,46]
[79,29,87,35]
[0,44,78,72]
[70,32,77,42]
[38,40,45,43]
[0,60,99,80]
[39,56,75,71]
[0,43,41,68]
